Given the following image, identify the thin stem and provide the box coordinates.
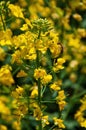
[49,125,56,130]
[36,50,40,68]
[36,30,42,130]
[37,66,43,130]
[1,11,6,31]
[38,78,41,107]
[41,86,46,96]
[38,29,41,39]
[37,56,42,130]
[12,67,20,76]
[41,100,56,103]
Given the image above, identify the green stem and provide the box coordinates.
[38,78,41,107]
[41,100,56,103]
[41,86,46,96]
[12,67,20,76]
[37,62,42,130]
[49,125,56,130]
[36,50,40,68]
[36,30,42,130]
[1,11,6,31]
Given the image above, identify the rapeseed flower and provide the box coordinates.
[53,117,65,129]
[50,80,62,91]
[12,121,21,130]
[34,68,52,84]
[30,85,38,98]
[0,100,10,115]
[41,74,52,84]
[34,68,46,80]
[0,47,6,61]
[53,58,65,72]
[0,65,14,86]
[16,70,28,78]
[56,90,66,111]
[34,106,43,120]
[0,125,7,130]
[75,95,86,128]
[8,4,24,19]
[42,115,49,127]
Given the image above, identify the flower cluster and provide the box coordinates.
[0,0,86,130]
[75,95,86,128]
[0,1,66,130]
[34,68,52,84]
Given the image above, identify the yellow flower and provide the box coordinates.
[53,58,65,72]
[67,34,80,48]
[34,107,43,120]
[35,39,48,54]
[18,0,27,7]
[42,115,49,127]
[31,86,38,98]
[57,58,65,64]
[0,29,12,41]
[16,70,28,78]
[8,4,24,18]
[50,80,62,91]
[16,86,24,95]
[73,13,82,21]
[34,68,52,84]
[20,24,29,31]
[24,47,36,60]
[77,28,86,38]
[0,65,14,86]
[12,99,28,121]
[34,68,46,80]
[11,50,23,64]
[41,74,52,84]
[12,86,24,99]
[80,120,86,128]
[25,18,33,28]
[0,100,10,115]
[48,40,63,59]
[53,117,65,128]
[10,18,22,29]
[69,60,78,68]
[50,83,60,91]
[47,31,63,58]
[0,125,8,130]
[49,43,62,58]
[0,29,12,46]
[57,90,66,101]
[12,121,21,130]
[56,90,66,111]
[12,34,27,49]
[0,47,6,61]
[75,95,86,128]
[58,100,67,111]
